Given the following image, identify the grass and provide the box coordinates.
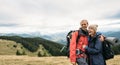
[0,55,120,65]
[106,55,120,65]
[0,39,51,56]
[0,55,70,65]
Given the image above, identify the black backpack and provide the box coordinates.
[93,36,114,60]
[66,30,81,58]
[102,39,114,60]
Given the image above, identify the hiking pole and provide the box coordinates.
[60,46,66,52]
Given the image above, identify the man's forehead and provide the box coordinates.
[81,21,88,24]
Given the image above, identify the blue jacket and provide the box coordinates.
[86,33,105,65]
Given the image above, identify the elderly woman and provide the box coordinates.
[84,24,106,65]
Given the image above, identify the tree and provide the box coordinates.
[38,51,42,57]
[22,50,26,55]
[16,50,22,55]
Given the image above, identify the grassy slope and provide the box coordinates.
[0,36,65,56]
[0,39,21,55]
[0,55,120,65]
[0,39,51,56]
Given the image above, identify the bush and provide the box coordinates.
[38,51,42,57]
[13,45,17,48]
[16,50,26,55]
[112,45,120,55]
[16,50,22,55]
[22,50,26,55]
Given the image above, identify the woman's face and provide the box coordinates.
[88,27,96,36]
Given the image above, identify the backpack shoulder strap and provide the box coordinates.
[76,30,81,44]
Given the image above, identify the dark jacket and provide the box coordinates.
[86,33,105,65]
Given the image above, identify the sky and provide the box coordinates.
[0,0,120,34]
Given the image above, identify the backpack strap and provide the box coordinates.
[76,30,81,44]
[66,31,73,48]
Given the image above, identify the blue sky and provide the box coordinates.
[0,0,120,34]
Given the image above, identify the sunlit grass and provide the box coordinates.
[0,55,120,65]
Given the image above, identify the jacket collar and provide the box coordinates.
[79,28,88,36]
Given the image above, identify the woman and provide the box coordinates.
[83,24,106,65]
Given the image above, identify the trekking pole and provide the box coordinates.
[60,46,66,52]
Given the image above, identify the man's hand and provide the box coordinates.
[71,62,76,65]
[99,35,105,42]
[83,45,87,49]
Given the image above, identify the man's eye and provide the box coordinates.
[82,24,86,25]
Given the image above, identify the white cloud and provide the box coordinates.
[0,0,120,34]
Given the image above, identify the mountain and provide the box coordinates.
[0,31,120,45]
[0,32,42,37]
[0,31,120,56]
[0,31,68,45]
[42,32,67,45]
[102,31,120,39]
[42,31,120,45]
[0,36,66,56]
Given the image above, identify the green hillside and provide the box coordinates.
[0,39,19,55]
[0,39,51,56]
[0,36,66,56]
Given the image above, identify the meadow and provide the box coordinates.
[0,55,120,65]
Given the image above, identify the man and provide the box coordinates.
[70,20,89,65]
[70,20,104,65]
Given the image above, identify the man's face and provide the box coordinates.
[80,21,88,29]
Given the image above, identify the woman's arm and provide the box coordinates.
[85,39,102,55]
